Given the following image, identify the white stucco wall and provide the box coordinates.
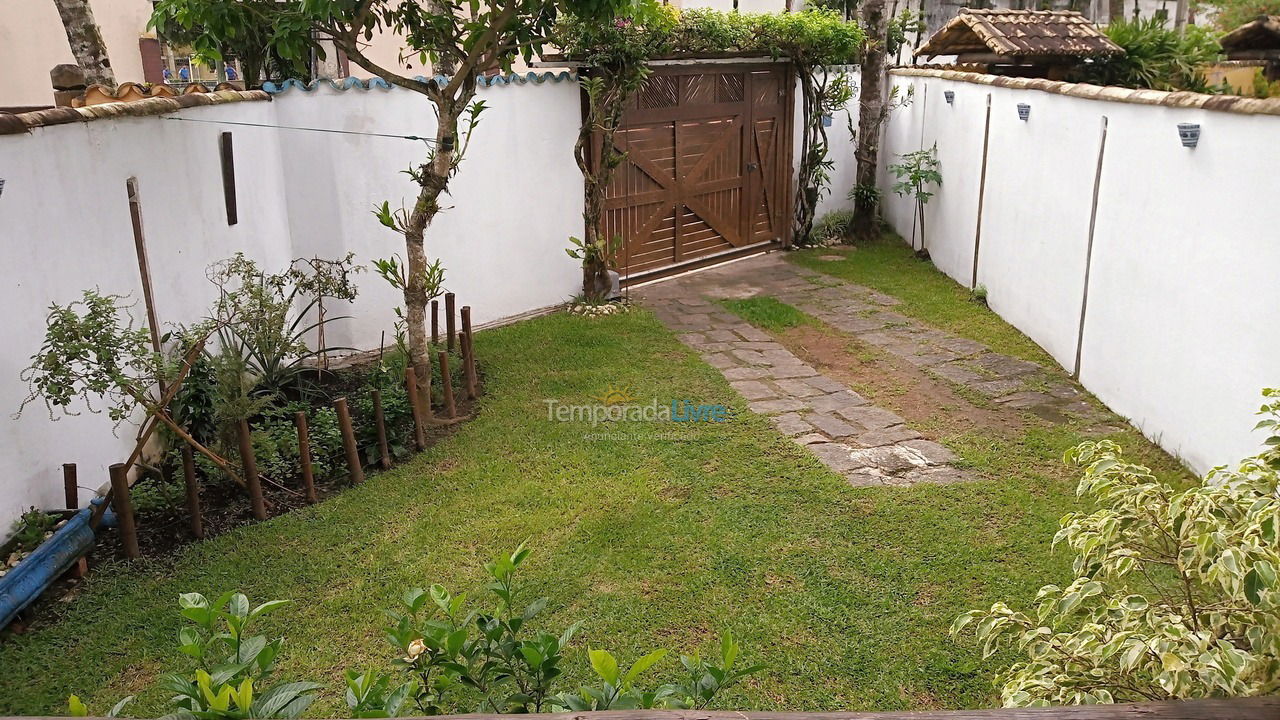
[880,71,1280,475]
[0,78,583,536]
[792,67,861,226]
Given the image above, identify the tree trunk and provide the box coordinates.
[793,69,829,246]
[52,0,115,87]
[851,0,888,244]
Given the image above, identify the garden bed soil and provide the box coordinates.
[4,357,482,635]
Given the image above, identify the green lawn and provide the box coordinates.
[0,307,1166,716]
[788,237,1055,365]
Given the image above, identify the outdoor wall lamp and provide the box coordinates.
[1178,123,1201,148]
[944,90,955,105]
[1017,103,1031,121]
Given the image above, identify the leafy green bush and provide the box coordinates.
[953,389,1280,706]
[807,210,856,247]
[1072,17,1222,92]
[8,508,57,554]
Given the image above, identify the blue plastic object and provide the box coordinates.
[0,501,116,630]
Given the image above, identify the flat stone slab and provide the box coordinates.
[730,380,777,401]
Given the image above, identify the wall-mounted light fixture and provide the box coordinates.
[944,90,955,105]
[1017,103,1031,121]
[1177,122,1200,148]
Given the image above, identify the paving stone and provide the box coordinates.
[937,336,986,356]
[867,291,902,306]
[759,349,800,365]
[705,329,741,342]
[771,412,813,436]
[678,332,708,345]
[1047,383,1084,400]
[930,362,986,385]
[997,391,1056,410]
[774,378,827,397]
[895,466,974,485]
[804,412,859,438]
[807,442,861,472]
[845,471,887,488]
[973,377,1027,397]
[835,405,906,430]
[828,317,891,334]
[735,326,772,342]
[1060,400,1108,421]
[731,349,768,366]
[794,432,829,446]
[902,349,963,368]
[899,438,958,465]
[734,341,786,352]
[802,375,848,393]
[722,366,771,381]
[808,390,870,413]
[730,380,777,401]
[749,398,810,414]
[686,341,735,353]
[848,445,926,473]
[703,352,739,370]
[768,364,818,379]
[971,353,1041,377]
[855,425,924,447]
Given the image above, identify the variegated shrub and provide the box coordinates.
[953,389,1280,706]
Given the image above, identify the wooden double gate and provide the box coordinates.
[601,63,794,278]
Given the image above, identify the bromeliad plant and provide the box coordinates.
[953,389,1280,706]
[889,144,941,255]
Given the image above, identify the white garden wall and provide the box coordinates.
[0,76,584,535]
[880,70,1280,474]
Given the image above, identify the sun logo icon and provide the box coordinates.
[594,385,638,405]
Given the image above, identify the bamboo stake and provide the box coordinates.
[445,292,457,351]
[372,389,392,470]
[108,463,139,559]
[431,299,439,345]
[181,445,204,539]
[295,411,318,503]
[461,306,477,400]
[334,398,365,484]
[62,463,77,509]
[405,367,427,451]
[237,420,267,520]
[438,350,457,419]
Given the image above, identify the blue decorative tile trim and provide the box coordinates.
[263,71,576,95]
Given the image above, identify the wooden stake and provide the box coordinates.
[445,292,457,351]
[181,445,204,539]
[294,411,318,503]
[237,420,267,520]
[372,389,392,470]
[108,463,139,559]
[405,367,427,451]
[334,398,365,484]
[438,350,457,419]
[62,463,78,510]
[431,299,439,345]
[461,306,477,400]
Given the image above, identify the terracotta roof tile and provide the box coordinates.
[0,89,270,135]
[916,9,1123,59]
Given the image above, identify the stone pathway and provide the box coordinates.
[633,252,1108,488]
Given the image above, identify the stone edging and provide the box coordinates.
[0,90,271,136]
[891,67,1280,117]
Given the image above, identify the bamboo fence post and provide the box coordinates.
[181,446,204,539]
[237,420,268,520]
[62,463,77,509]
[295,411,318,503]
[445,292,457,351]
[438,350,457,419]
[431,299,439,345]
[461,306,477,400]
[334,397,365,484]
[372,389,392,470]
[405,367,427,450]
[108,463,139,559]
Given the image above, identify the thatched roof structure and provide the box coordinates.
[1220,15,1280,55]
[915,9,1123,61]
